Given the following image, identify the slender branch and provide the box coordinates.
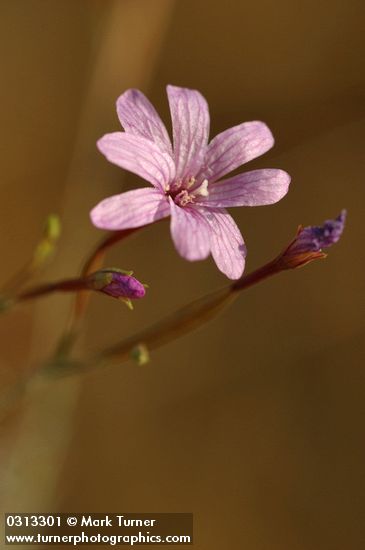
[95,258,285,364]
[98,287,234,363]
[231,259,282,292]
[35,256,285,379]
[6,224,276,311]
[94,206,346,366]
[16,277,89,302]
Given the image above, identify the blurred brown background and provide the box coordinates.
[0,0,364,548]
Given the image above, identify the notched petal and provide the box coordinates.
[167,85,210,180]
[116,89,173,155]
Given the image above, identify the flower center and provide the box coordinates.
[166,177,209,207]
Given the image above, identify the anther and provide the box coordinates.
[193,179,209,197]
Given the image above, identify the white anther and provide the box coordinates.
[193,179,209,197]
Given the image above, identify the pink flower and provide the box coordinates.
[91,86,290,279]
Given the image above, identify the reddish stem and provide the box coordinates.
[231,259,283,292]
[17,278,88,301]
[81,228,141,277]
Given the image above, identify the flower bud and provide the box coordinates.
[32,214,62,267]
[279,210,346,269]
[86,268,146,309]
[130,343,150,365]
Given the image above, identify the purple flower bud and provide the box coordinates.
[86,269,146,308]
[280,210,346,268]
[290,210,346,253]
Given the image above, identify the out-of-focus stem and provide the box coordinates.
[1,214,61,296]
[16,278,89,302]
[1,260,35,295]
[98,287,234,363]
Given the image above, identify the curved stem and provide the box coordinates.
[81,228,141,278]
[98,287,234,363]
[71,228,142,324]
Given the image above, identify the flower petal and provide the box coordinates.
[204,208,246,279]
[167,85,210,180]
[198,169,290,208]
[90,187,171,230]
[198,121,274,183]
[116,89,173,156]
[169,199,211,261]
[97,132,175,190]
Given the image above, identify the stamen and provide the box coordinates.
[193,179,209,197]
[186,176,196,189]
[175,190,194,207]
